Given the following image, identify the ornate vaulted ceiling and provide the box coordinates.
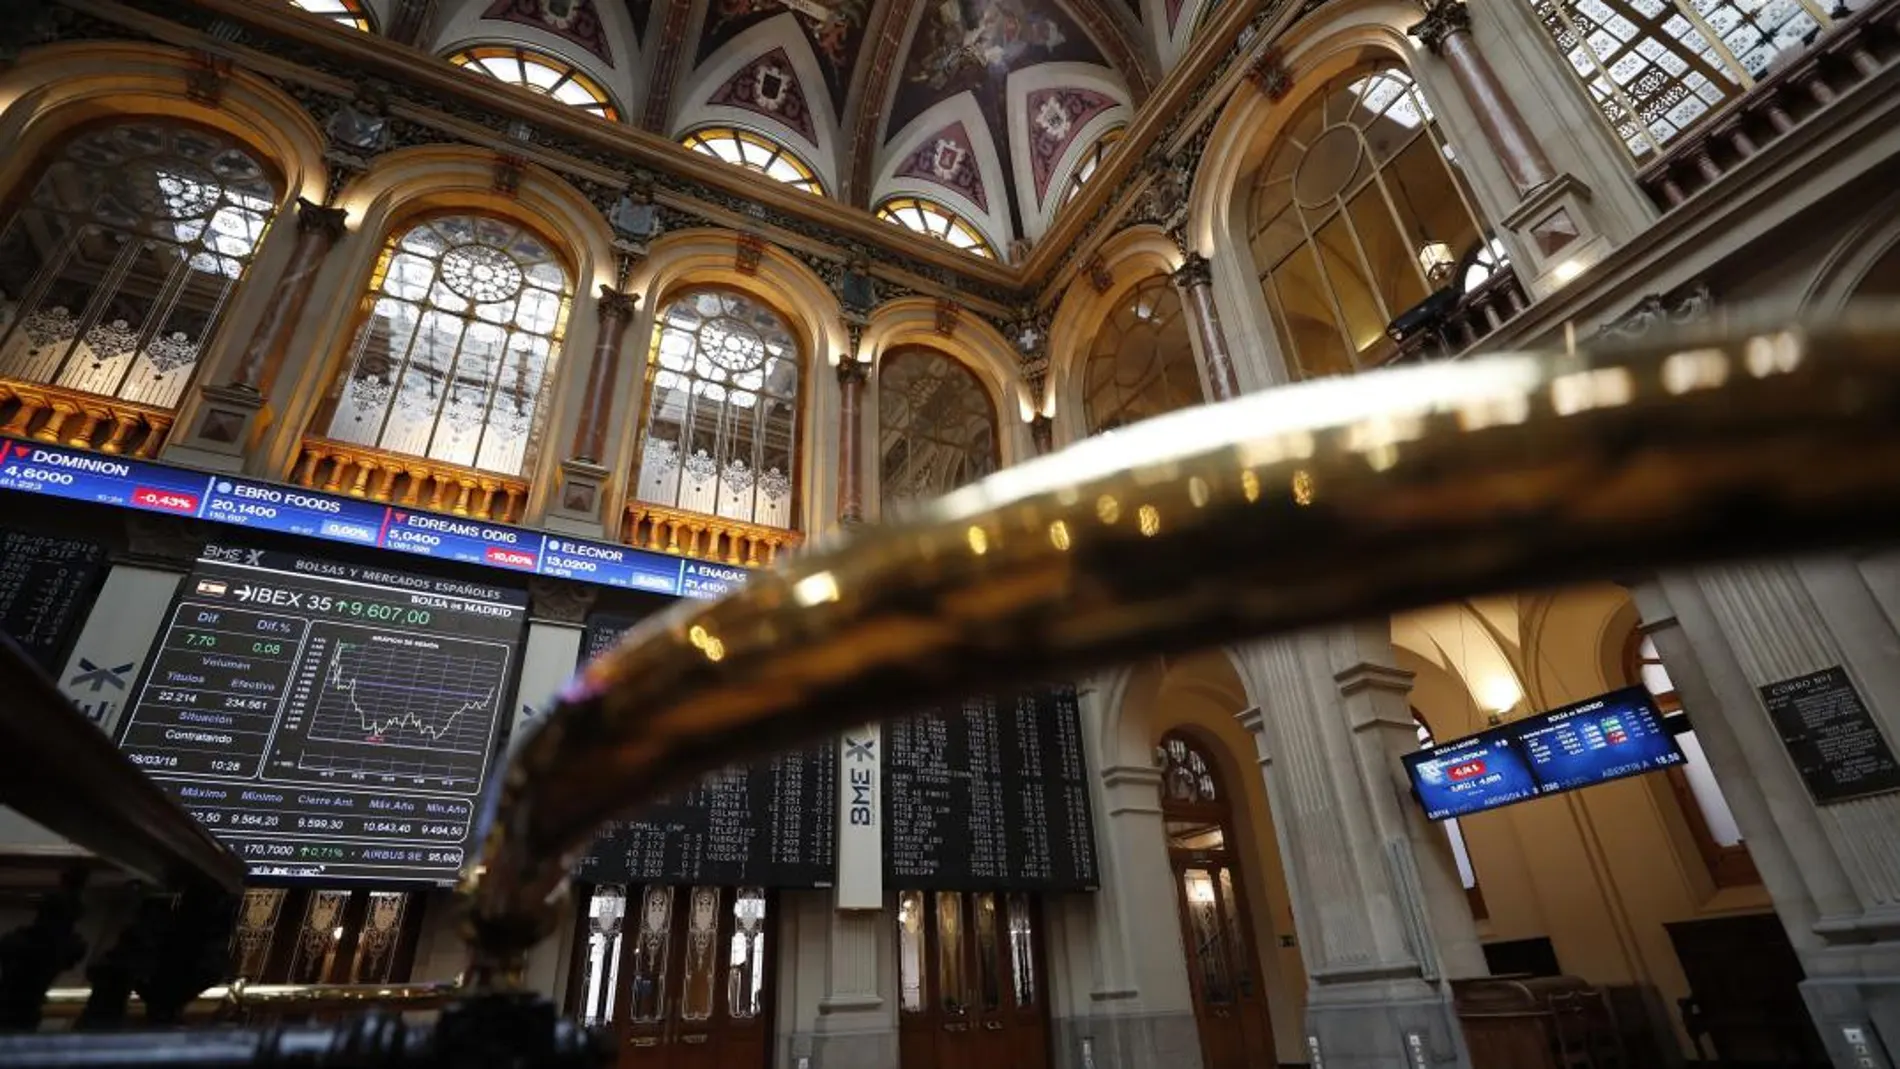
[355,0,1225,258]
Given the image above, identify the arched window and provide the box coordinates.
[682,127,826,196]
[289,0,373,31]
[1061,128,1124,207]
[1528,0,1834,161]
[0,120,281,427]
[633,289,800,530]
[877,348,998,512]
[875,197,995,259]
[1414,714,1488,920]
[1626,630,1758,887]
[1249,64,1490,378]
[448,46,620,121]
[319,214,573,477]
[1082,275,1202,434]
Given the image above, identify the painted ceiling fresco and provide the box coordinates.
[483,0,616,64]
[895,121,989,211]
[695,0,871,112]
[707,47,819,142]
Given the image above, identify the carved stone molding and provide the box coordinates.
[1170,251,1213,290]
[1407,0,1471,56]
[1598,281,1715,341]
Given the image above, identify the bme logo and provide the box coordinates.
[845,733,877,827]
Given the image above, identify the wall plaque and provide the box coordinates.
[1761,666,1900,804]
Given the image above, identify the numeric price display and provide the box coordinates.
[117,545,529,884]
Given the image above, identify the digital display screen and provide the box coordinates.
[115,545,529,883]
[0,438,745,600]
[1404,686,1686,821]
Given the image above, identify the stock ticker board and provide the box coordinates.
[572,615,839,889]
[114,545,529,884]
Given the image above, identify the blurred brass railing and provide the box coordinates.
[0,379,172,457]
[291,437,530,525]
[38,982,457,1023]
[459,315,1900,984]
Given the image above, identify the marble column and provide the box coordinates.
[570,286,638,465]
[1170,254,1241,402]
[835,358,869,525]
[1408,0,1556,195]
[230,198,348,392]
[1233,623,1475,1069]
[1635,559,1900,1068]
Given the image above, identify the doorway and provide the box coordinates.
[1159,732,1276,1069]
[896,889,1051,1069]
[569,884,774,1069]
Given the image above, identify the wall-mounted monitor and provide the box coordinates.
[1403,686,1687,822]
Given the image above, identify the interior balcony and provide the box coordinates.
[620,501,803,569]
[289,436,531,526]
[0,379,173,458]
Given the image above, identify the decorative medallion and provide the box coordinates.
[1026,87,1118,204]
[440,244,525,303]
[894,122,987,212]
[698,0,870,112]
[483,0,615,65]
[707,48,817,142]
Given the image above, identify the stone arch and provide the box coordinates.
[1801,185,1900,312]
[265,145,618,520]
[618,229,846,537]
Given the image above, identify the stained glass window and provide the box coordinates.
[1082,275,1202,434]
[0,121,281,410]
[878,348,998,511]
[320,214,573,477]
[1249,65,1491,378]
[875,196,995,258]
[290,0,373,31]
[448,45,620,120]
[682,127,826,196]
[1528,0,1833,160]
[1061,127,1125,207]
[633,289,800,529]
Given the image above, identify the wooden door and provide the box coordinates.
[897,890,1050,1069]
[569,885,774,1069]
[1160,733,1276,1069]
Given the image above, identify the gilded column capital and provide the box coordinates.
[835,357,870,388]
[1170,251,1213,291]
[295,198,348,244]
[1408,0,1472,56]
[596,285,640,324]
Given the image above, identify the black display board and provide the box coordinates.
[1762,666,1900,804]
[115,544,529,883]
[884,685,1098,890]
[573,615,838,888]
[0,529,107,672]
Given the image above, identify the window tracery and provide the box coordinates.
[1082,275,1202,434]
[681,127,826,196]
[877,348,998,512]
[448,45,620,120]
[320,214,572,477]
[1248,64,1491,378]
[290,0,373,30]
[0,120,281,410]
[1529,0,1834,160]
[1061,127,1125,207]
[875,196,995,258]
[634,289,800,529]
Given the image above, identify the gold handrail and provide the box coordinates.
[38,981,457,1020]
[460,314,1900,984]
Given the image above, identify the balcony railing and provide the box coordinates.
[1386,268,1532,364]
[0,379,173,457]
[1637,0,1900,210]
[622,501,803,568]
[291,437,531,525]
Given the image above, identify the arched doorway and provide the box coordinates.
[1158,731,1274,1069]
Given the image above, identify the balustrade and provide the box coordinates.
[1637,0,1900,210]
[621,501,802,568]
[291,437,530,525]
[0,379,173,457]
[1387,268,1532,364]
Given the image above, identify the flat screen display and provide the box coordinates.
[115,544,529,883]
[1404,686,1686,821]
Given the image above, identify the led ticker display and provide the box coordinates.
[1404,686,1686,821]
[0,438,746,600]
[116,545,529,883]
